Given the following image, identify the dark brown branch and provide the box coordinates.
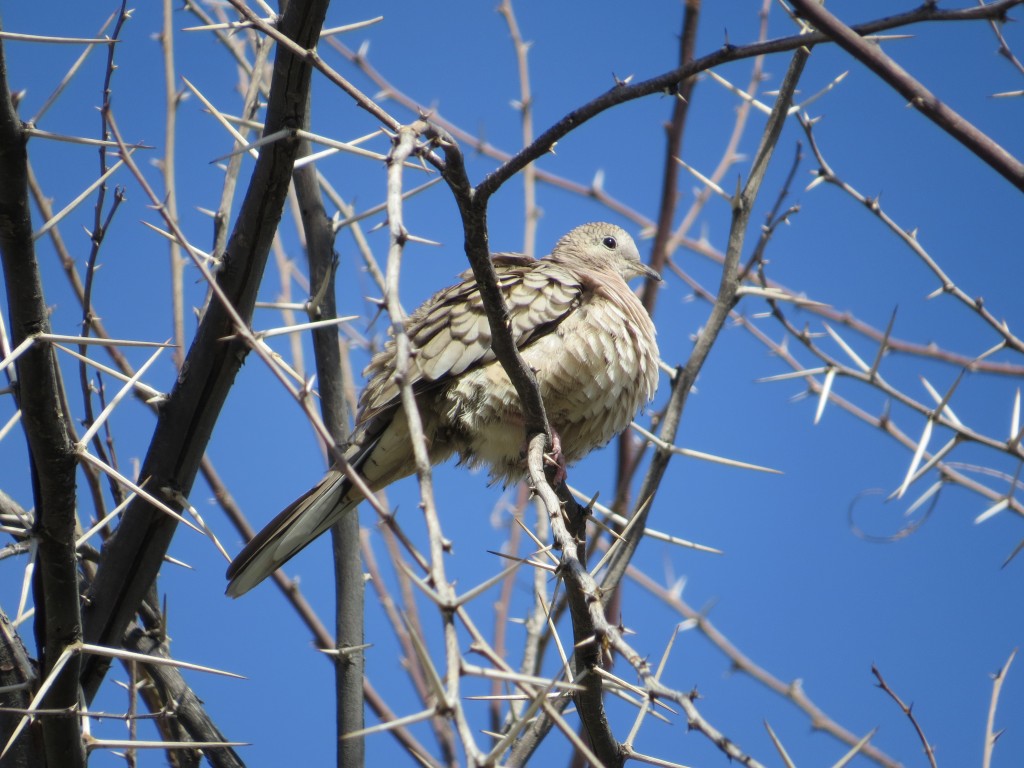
[616,0,701,527]
[418,121,621,764]
[0,608,44,767]
[426,124,552,445]
[560,490,621,767]
[473,0,1022,202]
[79,0,332,701]
[872,665,938,768]
[641,0,700,314]
[602,44,810,598]
[423,31,813,768]
[26,151,291,761]
[75,1,130,561]
[790,0,1024,192]
[0,24,84,768]
[124,626,245,768]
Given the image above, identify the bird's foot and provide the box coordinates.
[544,431,568,486]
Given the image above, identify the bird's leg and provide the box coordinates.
[544,430,568,486]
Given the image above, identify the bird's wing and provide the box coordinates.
[358,255,583,421]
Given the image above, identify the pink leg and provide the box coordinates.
[544,430,568,486]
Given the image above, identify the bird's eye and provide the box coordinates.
[602,236,617,250]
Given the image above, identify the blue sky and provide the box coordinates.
[1,2,1022,766]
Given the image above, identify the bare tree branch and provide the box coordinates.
[2,2,1019,764]
[79,0,332,702]
[872,665,937,768]
[0,23,84,768]
[0,607,43,767]
[124,625,246,768]
[476,0,1023,200]
[292,123,365,765]
[790,0,1024,191]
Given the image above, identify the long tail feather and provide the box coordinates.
[225,469,352,597]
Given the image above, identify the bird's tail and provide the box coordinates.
[225,469,353,597]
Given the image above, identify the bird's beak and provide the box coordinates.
[636,262,663,283]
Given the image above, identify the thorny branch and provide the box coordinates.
[400,35,807,768]
[2,1,1021,765]
[79,0,332,702]
[0,22,85,768]
[474,0,1024,200]
[382,121,484,762]
[790,0,1024,191]
[871,665,938,768]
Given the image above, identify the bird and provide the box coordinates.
[226,222,660,596]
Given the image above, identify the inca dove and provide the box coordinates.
[226,222,660,596]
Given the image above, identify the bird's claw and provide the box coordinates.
[544,431,568,486]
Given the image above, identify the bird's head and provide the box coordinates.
[553,222,661,283]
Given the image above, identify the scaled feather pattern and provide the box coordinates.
[226,222,660,596]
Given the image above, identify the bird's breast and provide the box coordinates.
[438,291,658,482]
[530,296,658,463]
